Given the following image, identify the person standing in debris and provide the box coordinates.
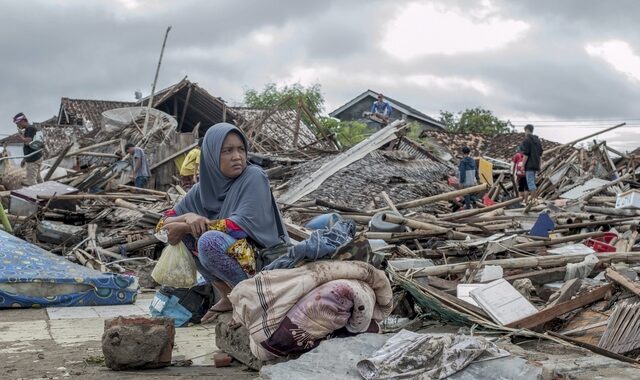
[158,123,288,323]
[521,124,543,202]
[13,113,44,186]
[512,145,527,198]
[371,93,393,122]
[125,143,151,188]
[179,138,202,190]
[458,146,479,209]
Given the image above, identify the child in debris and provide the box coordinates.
[158,123,289,323]
[512,145,527,199]
[458,146,479,209]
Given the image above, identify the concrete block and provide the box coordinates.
[102,316,175,370]
[214,313,263,370]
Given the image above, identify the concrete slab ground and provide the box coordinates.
[0,294,257,379]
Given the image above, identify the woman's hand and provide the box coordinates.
[184,213,210,238]
[163,222,189,245]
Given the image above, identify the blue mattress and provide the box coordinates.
[0,230,138,308]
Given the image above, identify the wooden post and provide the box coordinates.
[292,99,302,148]
[178,83,193,132]
[44,144,73,181]
[506,284,614,329]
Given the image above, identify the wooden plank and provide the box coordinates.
[545,278,582,309]
[416,282,489,319]
[506,284,615,329]
[605,268,640,297]
[43,144,73,181]
[504,267,567,285]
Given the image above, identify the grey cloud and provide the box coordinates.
[1,0,640,152]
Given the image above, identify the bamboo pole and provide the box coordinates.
[439,197,522,221]
[382,214,452,235]
[543,123,626,157]
[66,139,120,157]
[38,194,157,201]
[142,26,172,135]
[107,236,160,254]
[580,173,631,201]
[584,206,640,217]
[405,252,640,278]
[374,183,489,211]
[513,231,606,249]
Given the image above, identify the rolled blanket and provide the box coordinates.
[229,261,393,361]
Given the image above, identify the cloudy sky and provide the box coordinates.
[2,0,640,151]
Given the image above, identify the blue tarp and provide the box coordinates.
[0,230,138,308]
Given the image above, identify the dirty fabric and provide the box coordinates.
[263,219,356,270]
[565,254,599,281]
[197,230,253,286]
[260,279,381,358]
[357,330,510,380]
[229,261,393,361]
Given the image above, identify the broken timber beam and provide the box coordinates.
[439,197,522,221]
[605,268,640,297]
[44,144,73,181]
[512,231,606,250]
[506,284,615,329]
[374,183,489,211]
[543,123,625,157]
[406,252,640,278]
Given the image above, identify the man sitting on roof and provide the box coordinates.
[371,93,392,123]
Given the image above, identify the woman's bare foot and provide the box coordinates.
[200,296,233,324]
[228,318,241,329]
[200,281,234,324]
[210,296,233,312]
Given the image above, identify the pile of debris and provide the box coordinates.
[1,80,640,376]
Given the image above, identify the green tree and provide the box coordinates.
[243,82,325,117]
[439,107,513,135]
[318,117,371,148]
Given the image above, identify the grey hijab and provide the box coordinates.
[175,123,288,248]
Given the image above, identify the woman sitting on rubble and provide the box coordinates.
[158,123,289,322]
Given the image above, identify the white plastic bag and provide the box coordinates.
[151,242,197,288]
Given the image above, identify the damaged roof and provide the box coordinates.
[58,98,136,132]
[420,130,564,160]
[235,108,336,154]
[0,133,24,145]
[140,78,240,133]
[282,149,452,212]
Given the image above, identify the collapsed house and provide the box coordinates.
[1,78,640,378]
